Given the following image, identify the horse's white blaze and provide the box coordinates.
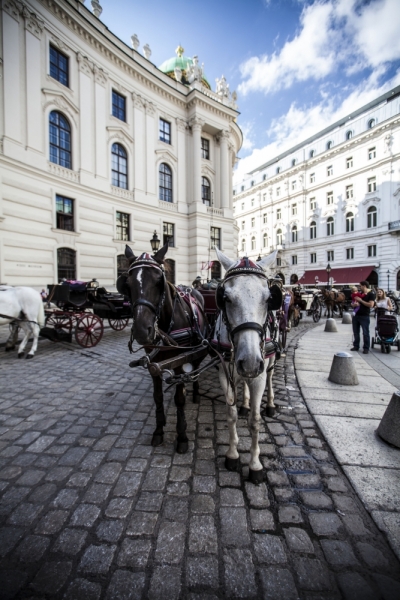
[0,286,44,357]
[136,268,143,292]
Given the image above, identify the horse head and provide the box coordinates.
[215,248,278,378]
[118,243,169,345]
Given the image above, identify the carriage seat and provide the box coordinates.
[61,281,87,307]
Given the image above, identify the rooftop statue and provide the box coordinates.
[187,55,204,84]
[216,75,230,98]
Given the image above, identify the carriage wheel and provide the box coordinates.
[386,344,391,354]
[312,300,322,323]
[45,313,72,333]
[108,317,129,331]
[75,314,104,348]
[279,327,287,351]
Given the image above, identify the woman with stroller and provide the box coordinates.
[375,289,393,315]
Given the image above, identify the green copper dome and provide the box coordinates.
[158,46,211,89]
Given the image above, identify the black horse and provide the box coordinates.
[117,243,208,454]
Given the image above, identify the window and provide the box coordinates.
[57,248,76,281]
[241,202,244,210]
[291,226,298,243]
[327,217,334,236]
[159,118,171,144]
[250,180,255,187]
[346,130,353,140]
[117,255,129,278]
[241,186,244,193]
[111,143,128,189]
[310,197,316,210]
[163,222,175,247]
[368,147,376,160]
[233,190,236,197]
[211,261,221,280]
[251,198,254,207]
[251,217,255,228]
[112,90,126,121]
[276,208,281,220]
[165,259,175,284]
[292,158,297,167]
[56,195,74,231]
[262,194,267,202]
[263,233,268,248]
[368,177,376,193]
[241,239,246,252]
[310,221,316,240]
[327,192,333,205]
[309,150,315,158]
[327,141,333,150]
[292,181,296,191]
[346,157,353,169]
[49,111,71,169]
[327,250,334,261]
[210,227,221,249]
[263,174,267,181]
[201,177,211,206]
[346,248,354,260]
[292,255,297,265]
[276,258,282,267]
[276,229,282,245]
[346,185,353,199]
[201,138,210,159]
[310,252,316,264]
[276,167,281,174]
[276,187,280,197]
[327,165,333,176]
[346,212,354,232]
[241,221,245,231]
[50,45,69,87]
[251,236,256,250]
[368,244,377,257]
[263,213,267,224]
[367,206,377,228]
[116,211,129,241]
[368,118,375,129]
[159,163,172,202]
[310,173,315,184]
[292,203,297,216]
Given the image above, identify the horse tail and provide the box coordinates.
[37,297,45,327]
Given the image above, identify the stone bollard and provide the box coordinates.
[377,391,400,448]
[328,352,359,385]
[342,312,352,324]
[325,318,338,332]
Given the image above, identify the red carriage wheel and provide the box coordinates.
[45,313,73,333]
[75,314,104,347]
[108,317,130,331]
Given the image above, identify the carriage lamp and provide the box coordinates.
[326,263,331,288]
[150,230,160,253]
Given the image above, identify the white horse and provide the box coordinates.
[0,286,45,358]
[214,248,277,484]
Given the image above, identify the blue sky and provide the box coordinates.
[99,0,400,182]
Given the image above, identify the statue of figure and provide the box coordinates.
[187,55,203,84]
[174,67,182,83]
[131,34,140,50]
[143,44,152,60]
[216,75,230,98]
[384,134,393,153]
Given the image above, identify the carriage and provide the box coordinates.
[292,286,322,322]
[42,279,131,348]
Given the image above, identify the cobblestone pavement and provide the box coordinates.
[0,322,399,599]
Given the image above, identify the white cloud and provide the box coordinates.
[240,122,255,152]
[238,0,400,96]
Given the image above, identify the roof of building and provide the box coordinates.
[158,46,211,89]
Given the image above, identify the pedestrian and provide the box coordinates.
[192,276,202,290]
[351,280,376,354]
[375,288,393,315]
[350,285,364,316]
[40,288,48,302]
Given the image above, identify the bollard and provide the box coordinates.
[377,391,400,448]
[328,352,359,385]
[325,318,338,332]
[342,312,352,324]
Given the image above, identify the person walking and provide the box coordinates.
[376,288,393,315]
[351,280,376,354]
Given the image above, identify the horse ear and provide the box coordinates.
[257,249,278,271]
[153,242,169,264]
[125,245,136,262]
[215,247,235,272]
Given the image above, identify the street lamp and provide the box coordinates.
[326,263,331,289]
[387,270,390,292]
[257,254,262,262]
[150,230,160,253]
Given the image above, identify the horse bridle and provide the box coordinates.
[128,257,166,323]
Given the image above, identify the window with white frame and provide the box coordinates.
[276,229,282,245]
[346,185,353,199]
[368,147,376,160]
[241,239,245,252]
[241,221,245,231]
[368,244,376,257]
[251,236,256,250]
[346,212,354,232]
[241,186,244,192]
[327,141,333,150]
[276,166,281,174]
[251,217,255,228]
[241,202,244,210]
[309,150,315,158]
[250,181,254,187]
[346,130,352,140]
[310,173,315,183]
[310,197,316,210]
[116,211,130,241]
[251,198,254,206]
[263,233,268,248]
[346,248,354,260]
[292,180,296,191]
[262,194,267,202]
[159,118,171,144]
[327,191,333,205]
[367,206,377,228]
[327,250,334,261]
[327,165,333,176]
[310,221,316,239]
[292,203,297,216]
[276,257,282,266]
[327,217,334,236]
[263,213,267,224]
[201,137,210,160]
[310,252,316,263]
[276,187,281,197]
[291,226,298,243]
[276,208,281,220]
[368,118,376,129]
[346,157,353,169]
[368,177,376,193]
[292,255,297,265]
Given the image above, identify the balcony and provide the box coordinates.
[388,220,400,233]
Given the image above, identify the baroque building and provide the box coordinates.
[234,86,400,290]
[0,0,242,287]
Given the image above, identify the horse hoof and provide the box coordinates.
[151,434,163,447]
[238,406,250,418]
[225,457,239,471]
[176,440,188,454]
[18,352,24,359]
[266,406,276,418]
[26,354,34,360]
[249,468,264,485]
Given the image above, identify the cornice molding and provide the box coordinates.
[106,126,134,145]
[42,87,79,125]
[155,148,177,164]
[362,195,381,205]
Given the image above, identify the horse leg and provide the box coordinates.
[248,375,266,484]
[192,359,201,404]
[26,323,40,359]
[17,323,31,358]
[175,383,188,454]
[265,356,275,417]
[5,322,18,352]
[151,376,165,447]
[219,367,239,470]
[238,382,250,417]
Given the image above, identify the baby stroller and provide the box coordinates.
[371,308,400,353]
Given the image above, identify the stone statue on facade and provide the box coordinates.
[91,0,102,18]
[187,55,204,84]
[131,34,140,50]
[216,75,230,98]
[143,44,152,60]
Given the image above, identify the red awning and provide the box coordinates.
[299,266,376,286]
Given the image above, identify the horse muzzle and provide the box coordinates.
[131,322,155,346]
[236,351,265,378]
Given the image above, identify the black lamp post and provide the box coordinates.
[326,263,331,289]
[387,270,390,292]
[150,230,160,253]
[257,254,262,262]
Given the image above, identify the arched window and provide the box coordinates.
[276,229,282,245]
[368,118,375,129]
[159,163,172,203]
[277,272,285,284]
[327,217,334,236]
[251,236,256,251]
[241,239,246,252]
[211,261,221,280]
[263,233,268,248]
[165,259,175,284]
[201,177,211,206]
[291,226,298,243]
[111,143,127,189]
[49,111,71,169]
[346,130,353,140]
[290,274,298,284]
[309,149,315,158]
[346,212,354,232]
[367,206,377,228]
[57,248,76,281]
[327,141,333,150]
[310,221,316,240]
[117,254,128,279]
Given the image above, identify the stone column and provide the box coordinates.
[145,101,156,196]
[176,118,187,205]
[190,117,204,204]
[132,93,145,192]
[220,130,230,209]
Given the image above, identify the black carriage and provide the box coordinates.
[293,286,322,322]
[44,279,131,348]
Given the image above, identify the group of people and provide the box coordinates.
[350,282,393,354]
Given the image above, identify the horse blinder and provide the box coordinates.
[116,274,130,298]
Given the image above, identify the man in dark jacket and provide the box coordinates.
[351,280,376,354]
